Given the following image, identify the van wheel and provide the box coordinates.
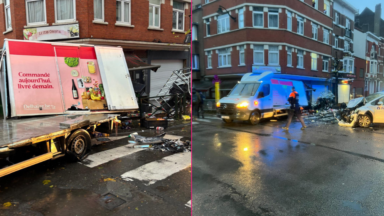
[249,111,260,125]
[66,129,91,161]
[222,119,233,124]
[358,114,372,128]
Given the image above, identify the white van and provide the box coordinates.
[218,71,308,124]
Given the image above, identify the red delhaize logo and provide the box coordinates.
[24,104,56,110]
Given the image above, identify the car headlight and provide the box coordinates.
[236,102,249,108]
[216,102,221,108]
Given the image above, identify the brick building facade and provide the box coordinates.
[0,0,191,96]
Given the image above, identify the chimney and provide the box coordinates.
[374,4,381,36]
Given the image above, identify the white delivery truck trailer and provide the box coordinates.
[0,39,139,177]
[218,71,308,125]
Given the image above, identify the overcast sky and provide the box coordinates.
[347,0,384,18]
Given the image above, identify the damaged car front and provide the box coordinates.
[337,92,384,127]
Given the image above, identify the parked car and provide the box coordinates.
[356,92,384,127]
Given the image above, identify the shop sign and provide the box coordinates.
[23,24,79,41]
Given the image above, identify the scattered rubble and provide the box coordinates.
[129,132,191,152]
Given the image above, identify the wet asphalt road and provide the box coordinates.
[192,115,384,216]
[0,125,191,216]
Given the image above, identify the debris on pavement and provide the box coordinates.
[128,133,191,152]
[42,180,51,185]
[103,178,116,182]
[3,202,12,208]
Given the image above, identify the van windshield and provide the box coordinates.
[228,83,260,97]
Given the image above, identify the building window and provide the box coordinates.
[359,68,364,78]
[192,25,197,41]
[343,58,354,73]
[334,37,338,48]
[324,0,330,16]
[192,55,199,70]
[313,0,318,9]
[346,19,350,29]
[239,46,245,65]
[55,0,76,23]
[335,12,339,24]
[323,29,329,44]
[297,50,304,68]
[253,45,264,65]
[218,48,231,67]
[207,52,212,68]
[297,16,304,35]
[287,47,292,66]
[26,0,46,25]
[322,56,329,72]
[311,53,317,70]
[217,14,230,34]
[370,61,377,74]
[149,0,161,28]
[287,11,292,31]
[369,81,374,94]
[116,0,130,24]
[4,0,11,30]
[238,8,244,29]
[252,7,263,27]
[312,23,318,40]
[344,41,349,52]
[268,8,278,28]
[268,45,279,65]
[205,0,209,4]
[94,0,103,21]
[172,2,184,31]
[356,87,363,98]
[205,19,210,36]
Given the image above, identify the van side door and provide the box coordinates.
[257,84,273,118]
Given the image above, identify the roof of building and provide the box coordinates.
[334,0,359,14]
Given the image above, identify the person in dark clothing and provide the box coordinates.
[282,87,307,130]
[198,91,205,119]
[192,88,201,119]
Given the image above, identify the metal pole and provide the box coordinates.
[175,94,179,120]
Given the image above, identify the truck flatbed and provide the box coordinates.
[0,114,118,149]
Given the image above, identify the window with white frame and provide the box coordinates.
[192,25,197,41]
[218,48,231,67]
[55,0,76,23]
[344,40,350,52]
[238,8,244,29]
[149,0,161,28]
[94,0,103,21]
[26,0,46,25]
[287,11,292,31]
[343,58,354,73]
[268,8,278,28]
[297,16,304,35]
[268,46,279,65]
[313,0,318,9]
[205,19,210,36]
[312,23,318,40]
[205,0,209,3]
[370,61,377,74]
[322,56,329,71]
[323,29,329,44]
[239,46,245,65]
[192,55,199,70]
[346,19,350,29]
[287,47,292,66]
[172,1,184,31]
[335,37,338,48]
[4,0,11,30]
[311,53,317,70]
[324,0,330,16]
[207,52,212,68]
[116,0,130,24]
[297,50,304,68]
[253,45,264,65]
[217,14,230,34]
[253,7,263,27]
[335,12,339,24]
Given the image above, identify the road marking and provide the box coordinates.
[121,152,191,185]
[204,116,220,120]
[80,145,143,168]
[185,200,191,208]
[192,122,199,125]
[195,119,211,122]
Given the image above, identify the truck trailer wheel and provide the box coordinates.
[66,129,91,161]
[222,119,233,124]
[358,114,372,128]
[249,111,260,125]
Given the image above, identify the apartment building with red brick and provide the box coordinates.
[194,0,337,105]
[0,0,191,96]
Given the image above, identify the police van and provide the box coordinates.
[218,70,308,125]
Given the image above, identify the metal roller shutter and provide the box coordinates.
[150,60,183,97]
